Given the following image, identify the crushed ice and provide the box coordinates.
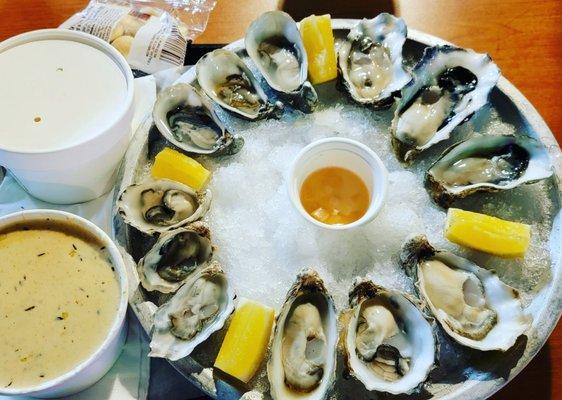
[201,103,554,310]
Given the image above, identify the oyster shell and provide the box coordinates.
[391,45,500,162]
[137,222,213,293]
[245,11,318,113]
[267,268,338,400]
[342,279,436,394]
[337,13,410,108]
[149,261,235,361]
[152,83,243,155]
[116,179,211,235]
[196,49,281,120]
[426,134,553,207]
[400,235,531,351]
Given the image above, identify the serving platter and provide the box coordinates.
[112,18,562,400]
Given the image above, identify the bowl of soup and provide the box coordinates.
[288,137,388,230]
[0,209,128,398]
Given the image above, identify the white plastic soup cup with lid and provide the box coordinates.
[0,29,135,204]
[0,209,129,398]
[288,137,388,230]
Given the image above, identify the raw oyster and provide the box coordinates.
[149,261,235,361]
[341,279,435,394]
[245,11,317,112]
[338,13,410,108]
[137,222,213,293]
[268,268,338,400]
[400,235,531,351]
[152,83,243,155]
[391,45,500,162]
[196,49,281,120]
[426,134,553,207]
[116,179,211,235]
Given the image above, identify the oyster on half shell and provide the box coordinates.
[337,13,410,108]
[137,222,213,293]
[267,268,338,400]
[152,83,243,155]
[245,11,318,113]
[196,49,282,120]
[116,179,211,235]
[391,45,500,162]
[149,261,235,361]
[400,235,531,351]
[342,279,436,395]
[426,134,553,207]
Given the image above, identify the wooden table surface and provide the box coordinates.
[1,1,561,399]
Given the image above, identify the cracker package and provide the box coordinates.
[61,0,216,73]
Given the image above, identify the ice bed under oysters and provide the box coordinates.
[113,12,562,400]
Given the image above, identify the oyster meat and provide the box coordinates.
[338,13,410,108]
[245,11,318,112]
[268,268,338,400]
[149,261,235,361]
[391,45,500,162]
[426,134,553,207]
[153,83,242,155]
[400,235,531,351]
[196,49,281,120]
[342,279,435,394]
[283,303,326,391]
[138,222,213,293]
[117,179,211,235]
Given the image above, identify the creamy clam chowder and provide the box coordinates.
[0,221,120,389]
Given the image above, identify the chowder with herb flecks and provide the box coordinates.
[0,221,120,389]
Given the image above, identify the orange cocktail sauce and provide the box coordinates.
[300,167,370,225]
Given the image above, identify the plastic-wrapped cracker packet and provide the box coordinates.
[60,0,216,74]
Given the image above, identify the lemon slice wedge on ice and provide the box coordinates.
[214,298,275,383]
[445,208,531,258]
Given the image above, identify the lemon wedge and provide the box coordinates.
[151,147,210,190]
[445,208,531,258]
[214,298,275,383]
[300,14,337,84]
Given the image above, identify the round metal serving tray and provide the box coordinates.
[113,19,562,400]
